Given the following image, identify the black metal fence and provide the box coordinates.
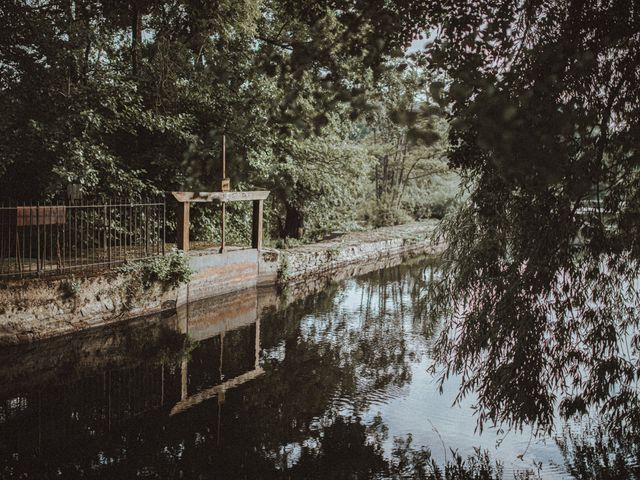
[0,199,165,278]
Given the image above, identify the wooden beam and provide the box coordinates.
[176,202,190,251]
[171,191,270,203]
[252,199,264,250]
[219,203,226,253]
[170,367,264,416]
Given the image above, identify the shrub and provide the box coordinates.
[59,277,81,299]
[118,249,192,291]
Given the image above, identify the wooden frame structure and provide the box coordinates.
[171,191,269,252]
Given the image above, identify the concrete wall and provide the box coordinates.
[178,249,259,306]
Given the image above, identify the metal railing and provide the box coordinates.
[0,199,165,278]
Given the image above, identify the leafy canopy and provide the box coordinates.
[424,0,640,435]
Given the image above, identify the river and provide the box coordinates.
[0,257,631,479]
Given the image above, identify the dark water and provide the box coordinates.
[0,258,634,479]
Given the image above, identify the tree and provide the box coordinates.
[422,0,640,435]
[0,0,433,241]
[363,64,452,226]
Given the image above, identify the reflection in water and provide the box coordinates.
[0,257,634,478]
[556,422,640,480]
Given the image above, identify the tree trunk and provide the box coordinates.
[283,204,305,239]
[131,1,142,76]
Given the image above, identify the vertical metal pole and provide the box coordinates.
[36,202,40,275]
[126,199,130,260]
[69,201,73,269]
[118,198,122,262]
[127,200,131,259]
[16,202,23,277]
[222,134,226,179]
[91,202,96,270]
[104,202,108,266]
[80,197,84,267]
[42,203,46,273]
[121,199,124,261]
[74,200,78,268]
[220,135,227,254]
[43,203,48,273]
[145,202,149,257]
[107,200,112,266]
[162,199,166,256]
[16,204,21,276]
[133,200,138,259]
[50,201,54,272]
[56,199,61,271]
[25,202,29,275]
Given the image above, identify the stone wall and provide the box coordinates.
[0,249,261,345]
[258,220,442,285]
[0,221,443,345]
[0,273,177,345]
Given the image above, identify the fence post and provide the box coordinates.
[36,202,41,275]
[107,201,112,266]
[162,199,166,256]
[145,202,149,256]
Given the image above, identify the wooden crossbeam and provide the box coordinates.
[171,191,269,203]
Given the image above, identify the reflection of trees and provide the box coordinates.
[292,258,441,414]
[0,259,529,479]
[557,421,640,480]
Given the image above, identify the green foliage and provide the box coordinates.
[360,64,458,227]
[59,277,81,300]
[0,0,455,242]
[118,249,192,291]
[365,194,413,228]
[423,0,640,437]
[189,201,252,246]
[253,114,374,240]
[403,173,461,220]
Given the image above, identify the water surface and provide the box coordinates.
[0,258,632,478]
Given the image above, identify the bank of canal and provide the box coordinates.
[0,258,611,479]
[0,221,442,345]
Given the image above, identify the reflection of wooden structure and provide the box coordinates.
[0,288,267,457]
[171,288,263,417]
[171,191,269,253]
[172,366,263,416]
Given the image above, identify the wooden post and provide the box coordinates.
[176,201,190,252]
[219,202,226,253]
[181,359,188,401]
[251,199,263,249]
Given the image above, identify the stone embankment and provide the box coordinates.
[259,220,442,285]
[0,221,443,345]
